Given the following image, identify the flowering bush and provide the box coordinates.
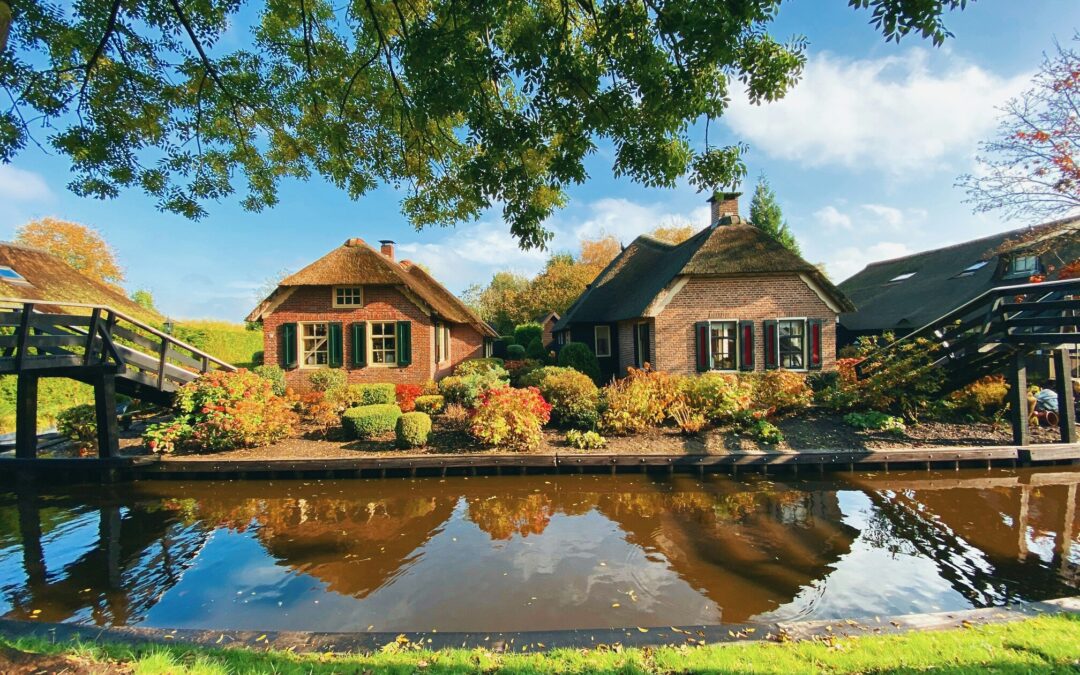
[680,373,752,421]
[469,386,552,451]
[145,369,297,453]
[439,369,507,407]
[396,383,424,412]
[57,404,97,454]
[598,367,681,435]
[143,419,191,454]
[745,370,813,416]
[531,367,600,429]
[565,429,606,449]
[414,394,445,415]
[307,368,347,393]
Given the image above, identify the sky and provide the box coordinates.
[2,0,1078,322]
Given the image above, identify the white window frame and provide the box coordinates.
[776,317,808,371]
[436,323,451,363]
[368,321,398,367]
[888,272,916,283]
[708,319,739,372]
[484,339,494,358]
[299,321,330,369]
[332,285,364,308]
[1009,255,1039,277]
[557,331,567,346]
[0,265,29,285]
[594,325,612,358]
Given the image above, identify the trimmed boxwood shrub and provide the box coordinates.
[506,344,527,360]
[308,369,347,393]
[396,412,432,448]
[331,383,397,409]
[558,341,601,384]
[342,404,402,439]
[414,394,445,414]
[513,323,543,348]
[526,336,547,360]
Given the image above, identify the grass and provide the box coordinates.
[173,319,263,369]
[2,614,1078,674]
[0,376,94,434]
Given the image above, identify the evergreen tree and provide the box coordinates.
[749,175,802,257]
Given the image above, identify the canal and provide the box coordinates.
[0,468,1076,632]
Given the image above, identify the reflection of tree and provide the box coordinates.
[468,494,554,540]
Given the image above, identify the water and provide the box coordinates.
[0,469,1076,632]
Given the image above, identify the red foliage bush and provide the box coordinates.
[469,386,552,451]
[395,383,424,412]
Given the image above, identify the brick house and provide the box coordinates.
[533,311,560,350]
[247,238,497,389]
[552,193,854,382]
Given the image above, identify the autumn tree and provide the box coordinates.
[578,235,621,273]
[749,174,802,256]
[131,289,158,312]
[650,219,697,245]
[529,253,599,318]
[960,36,1080,221]
[462,271,532,334]
[0,1,968,249]
[15,218,124,287]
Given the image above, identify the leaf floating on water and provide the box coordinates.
[256,634,267,642]
[636,627,649,633]
[611,603,620,608]
[216,634,224,644]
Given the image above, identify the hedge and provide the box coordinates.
[414,395,445,414]
[342,404,401,439]
[396,412,432,448]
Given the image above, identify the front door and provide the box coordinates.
[635,322,650,368]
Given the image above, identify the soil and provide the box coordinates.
[0,645,122,674]
[117,408,1069,463]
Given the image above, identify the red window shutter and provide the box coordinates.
[695,322,709,372]
[739,320,755,371]
[809,319,823,370]
[763,320,778,370]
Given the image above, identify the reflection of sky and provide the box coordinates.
[758,491,973,623]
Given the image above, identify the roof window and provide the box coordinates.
[953,260,989,278]
[0,266,30,285]
[888,272,916,283]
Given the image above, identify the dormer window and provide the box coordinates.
[953,260,989,278]
[0,266,29,285]
[888,272,916,283]
[333,286,363,307]
[1008,255,1039,277]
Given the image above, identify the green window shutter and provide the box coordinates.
[396,321,413,366]
[351,322,366,367]
[739,321,755,371]
[763,320,778,370]
[808,319,824,370]
[694,321,710,372]
[328,322,343,368]
[280,323,297,369]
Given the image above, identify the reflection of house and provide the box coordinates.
[553,194,853,382]
[838,217,1080,347]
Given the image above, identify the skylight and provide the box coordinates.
[954,260,990,278]
[0,266,29,284]
[888,272,916,283]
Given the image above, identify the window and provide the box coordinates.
[484,339,494,358]
[333,286,363,307]
[594,325,611,357]
[777,319,806,369]
[1009,255,1039,276]
[710,321,738,370]
[0,266,28,284]
[888,272,916,283]
[635,322,650,368]
[369,321,397,365]
[300,322,329,368]
[436,323,451,363]
[557,331,567,346]
[954,260,989,278]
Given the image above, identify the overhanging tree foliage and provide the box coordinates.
[1,0,967,248]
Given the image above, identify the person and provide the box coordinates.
[1034,381,1059,414]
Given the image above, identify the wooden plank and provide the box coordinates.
[14,303,32,370]
[20,334,90,349]
[84,307,101,366]
[1009,352,1030,446]
[29,313,93,328]
[1001,300,1080,313]
[1055,348,1077,443]
[1020,445,1080,462]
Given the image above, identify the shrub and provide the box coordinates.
[949,375,1009,421]
[667,400,707,435]
[517,365,562,388]
[143,419,191,454]
[513,322,543,348]
[526,336,547,360]
[329,383,397,409]
[846,337,944,420]
[147,369,297,453]
[565,429,606,450]
[748,419,784,444]
[680,373,752,421]
[746,370,812,416]
[505,358,543,386]
[469,386,552,451]
[57,404,97,453]
[442,403,470,431]
[844,411,906,435]
[558,342,602,383]
[295,391,339,436]
[454,358,506,377]
[396,412,432,448]
[414,395,445,415]
[439,369,507,407]
[307,368,348,393]
[253,364,286,396]
[531,367,599,429]
[506,344,527,360]
[598,367,682,435]
[252,351,264,366]
[342,404,402,439]
[396,383,424,412]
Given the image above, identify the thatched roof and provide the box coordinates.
[248,238,496,335]
[555,220,852,330]
[0,242,161,323]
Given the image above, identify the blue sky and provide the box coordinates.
[1,0,1078,322]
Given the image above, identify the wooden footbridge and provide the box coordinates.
[0,299,235,460]
[856,277,1080,445]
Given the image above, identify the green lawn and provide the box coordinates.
[2,614,1079,674]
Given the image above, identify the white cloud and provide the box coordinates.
[814,205,853,232]
[725,50,1030,175]
[814,202,926,234]
[827,242,914,282]
[0,165,51,202]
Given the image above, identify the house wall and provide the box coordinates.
[540,317,556,350]
[615,319,656,376]
[565,322,620,383]
[262,285,480,390]
[654,275,838,375]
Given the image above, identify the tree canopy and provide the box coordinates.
[748,174,801,256]
[0,1,967,248]
[14,217,125,288]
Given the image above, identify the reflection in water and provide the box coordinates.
[0,470,1076,632]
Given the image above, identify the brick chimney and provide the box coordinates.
[379,239,396,261]
[708,191,742,225]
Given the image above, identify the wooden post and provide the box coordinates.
[94,373,120,459]
[1053,348,1077,443]
[1008,352,1030,446]
[1017,485,1030,561]
[15,374,38,459]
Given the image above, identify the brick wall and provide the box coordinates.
[262,285,481,390]
[654,275,838,375]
